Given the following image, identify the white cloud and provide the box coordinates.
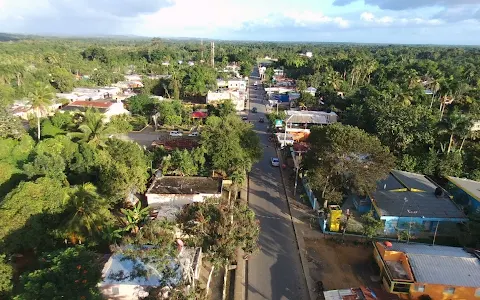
[283,11,350,28]
[360,11,443,26]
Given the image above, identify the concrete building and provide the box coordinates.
[10,100,62,120]
[145,176,223,207]
[283,110,338,140]
[100,245,202,300]
[216,79,247,91]
[60,100,130,121]
[56,87,121,102]
[359,170,468,235]
[206,90,245,111]
[373,241,480,299]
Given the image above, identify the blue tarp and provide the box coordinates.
[272,94,289,103]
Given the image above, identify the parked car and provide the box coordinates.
[254,81,258,86]
[252,107,257,113]
[241,115,248,120]
[259,117,265,123]
[188,132,199,137]
[169,131,183,137]
[271,157,280,167]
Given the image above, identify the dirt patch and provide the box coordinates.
[304,237,381,291]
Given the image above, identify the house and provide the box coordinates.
[10,100,62,120]
[283,110,337,141]
[373,241,480,299]
[305,87,317,96]
[99,245,202,300]
[216,79,247,91]
[60,100,130,121]
[446,176,480,214]
[191,111,208,120]
[57,87,122,102]
[323,286,399,300]
[361,170,467,235]
[305,51,313,58]
[273,68,284,77]
[145,176,223,207]
[206,90,245,111]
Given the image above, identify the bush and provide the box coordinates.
[130,116,148,131]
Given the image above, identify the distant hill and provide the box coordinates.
[0,33,22,41]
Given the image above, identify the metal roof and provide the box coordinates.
[447,176,480,202]
[387,242,480,287]
[372,171,466,219]
[285,110,337,125]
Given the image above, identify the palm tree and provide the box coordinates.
[68,108,114,147]
[28,82,55,141]
[62,183,112,244]
[440,108,473,153]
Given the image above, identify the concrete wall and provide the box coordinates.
[100,284,147,300]
[146,193,221,206]
[409,284,477,300]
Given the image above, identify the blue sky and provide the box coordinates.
[1,0,480,44]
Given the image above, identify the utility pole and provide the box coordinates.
[211,41,215,68]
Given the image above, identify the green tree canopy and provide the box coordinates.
[15,246,103,300]
[304,123,395,205]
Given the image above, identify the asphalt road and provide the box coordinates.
[246,70,308,300]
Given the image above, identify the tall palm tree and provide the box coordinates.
[28,82,55,141]
[62,183,112,244]
[68,108,114,147]
[440,108,473,153]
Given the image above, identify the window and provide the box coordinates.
[444,287,455,295]
[414,284,425,292]
[475,288,480,297]
[392,282,411,293]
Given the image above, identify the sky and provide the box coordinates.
[1,0,480,44]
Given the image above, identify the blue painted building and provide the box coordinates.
[367,170,467,235]
[446,176,480,214]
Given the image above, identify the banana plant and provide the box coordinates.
[120,202,150,234]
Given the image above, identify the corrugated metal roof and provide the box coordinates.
[447,176,480,201]
[408,253,480,287]
[386,242,480,288]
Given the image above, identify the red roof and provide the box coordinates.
[191,111,208,119]
[69,101,113,109]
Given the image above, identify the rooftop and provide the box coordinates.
[285,110,338,125]
[146,176,222,195]
[68,100,114,109]
[384,242,480,288]
[372,170,466,219]
[447,176,480,202]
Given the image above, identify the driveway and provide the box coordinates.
[246,70,308,300]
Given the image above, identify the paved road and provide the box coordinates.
[247,70,308,300]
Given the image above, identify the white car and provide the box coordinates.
[271,157,280,167]
[169,131,183,137]
[254,81,258,86]
[188,132,199,137]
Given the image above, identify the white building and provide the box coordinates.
[305,51,313,58]
[216,79,247,91]
[99,246,202,300]
[60,100,130,122]
[305,87,317,96]
[274,69,284,77]
[56,87,121,102]
[206,90,245,111]
[145,176,223,207]
[10,100,62,120]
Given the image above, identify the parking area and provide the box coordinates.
[304,236,381,292]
